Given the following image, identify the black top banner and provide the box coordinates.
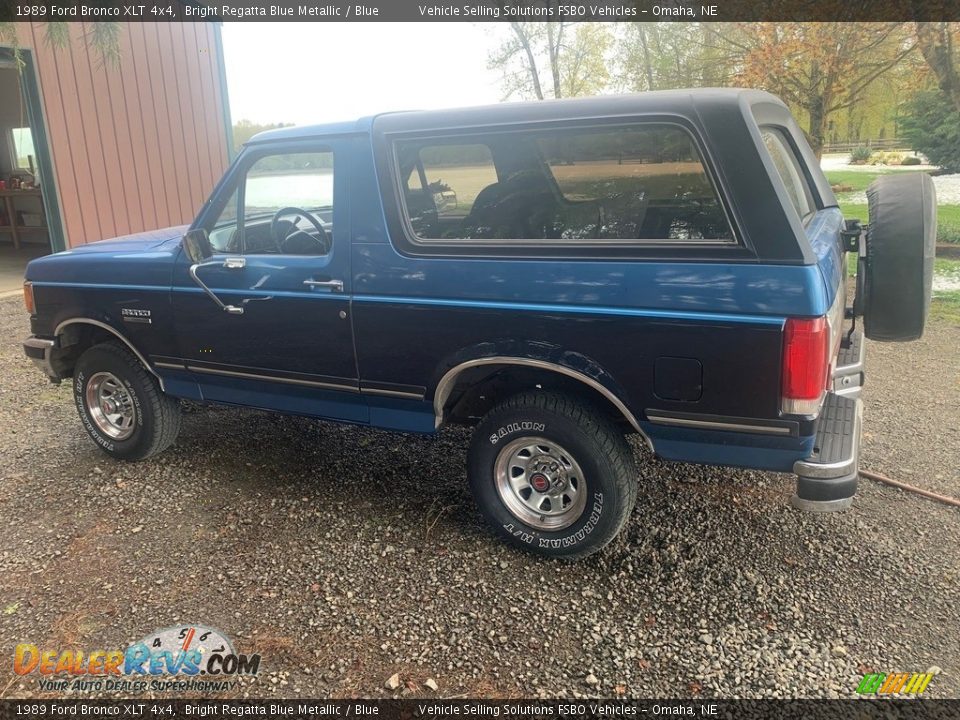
[1,0,959,22]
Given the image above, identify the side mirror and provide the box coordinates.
[182,229,213,264]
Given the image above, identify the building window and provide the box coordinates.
[11,127,35,171]
[395,124,734,246]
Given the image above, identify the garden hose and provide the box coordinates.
[861,469,960,508]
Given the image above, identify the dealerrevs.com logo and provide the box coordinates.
[856,671,935,695]
[13,624,260,694]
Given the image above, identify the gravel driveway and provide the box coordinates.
[1,296,958,699]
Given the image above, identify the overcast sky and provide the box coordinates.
[222,23,506,126]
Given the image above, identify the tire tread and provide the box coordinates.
[472,390,637,559]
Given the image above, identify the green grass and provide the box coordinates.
[838,203,960,244]
[846,252,858,276]
[824,169,894,192]
[935,257,960,274]
[846,255,960,277]
[825,168,960,244]
[931,292,960,323]
[845,255,960,324]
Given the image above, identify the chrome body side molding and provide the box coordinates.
[360,386,425,400]
[153,361,187,370]
[185,364,358,392]
[644,413,794,436]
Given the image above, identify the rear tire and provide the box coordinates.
[468,391,637,560]
[74,342,181,461]
[862,173,936,341]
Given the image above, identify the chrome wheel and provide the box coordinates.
[493,436,587,531]
[85,372,136,440]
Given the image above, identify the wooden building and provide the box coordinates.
[0,21,232,264]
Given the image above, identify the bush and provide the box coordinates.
[869,151,905,165]
[900,91,960,173]
[849,146,872,164]
[900,155,922,166]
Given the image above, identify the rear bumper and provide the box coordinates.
[792,392,862,511]
[23,336,60,382]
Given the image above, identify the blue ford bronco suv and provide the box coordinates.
[23,90,936,559]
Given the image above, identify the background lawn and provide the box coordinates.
[831,164,960,324]
[825,170,960,245]
[836,203,960,244]
[845,254,960,324]
[825,169,896,192]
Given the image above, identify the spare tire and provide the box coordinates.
[861,173,936,342]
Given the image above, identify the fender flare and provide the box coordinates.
[432,356,654,452]
[55,318,166,391]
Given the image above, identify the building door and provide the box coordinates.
[0,48,66,292]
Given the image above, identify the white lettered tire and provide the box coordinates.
[74,342,181,461]
[468,391,637,559]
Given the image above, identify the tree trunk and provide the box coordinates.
[546,22,563,99]
[807,96,828,158]
[637,25,655,91]
[510,23,545,100]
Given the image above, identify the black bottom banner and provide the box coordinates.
[2,699,960,720]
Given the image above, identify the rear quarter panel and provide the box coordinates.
[352,94,834,470]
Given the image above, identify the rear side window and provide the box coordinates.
[394,124,734,246]
[761,128,814,220]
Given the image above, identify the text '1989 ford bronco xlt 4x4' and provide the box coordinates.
[23,90,936,559]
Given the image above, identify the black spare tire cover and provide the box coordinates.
[862,173,936,342]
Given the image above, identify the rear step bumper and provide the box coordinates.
[792,392,862,512]
[832,328,865,398]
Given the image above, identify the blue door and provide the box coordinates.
[170,141,365,422]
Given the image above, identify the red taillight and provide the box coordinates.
[781,316,829,415]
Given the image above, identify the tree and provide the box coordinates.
[232,119,293,153]
[900,90,960,171]
[557,23,612,97]
[0,22,121,68]
[912,21,960,112]
[488,19,612,100]
[616,23,732,92]
[714,22,916,155]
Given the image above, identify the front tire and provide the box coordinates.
[468,391,637,560]
[74,342,181,461]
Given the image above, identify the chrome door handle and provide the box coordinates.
[303,279,344,292]
[223,257,246,269]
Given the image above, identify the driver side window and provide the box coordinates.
[208,149,334,256]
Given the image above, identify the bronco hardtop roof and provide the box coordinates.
[245,88,786,144]
[245,88,834,265]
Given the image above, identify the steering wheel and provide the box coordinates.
[269,207,330,254]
